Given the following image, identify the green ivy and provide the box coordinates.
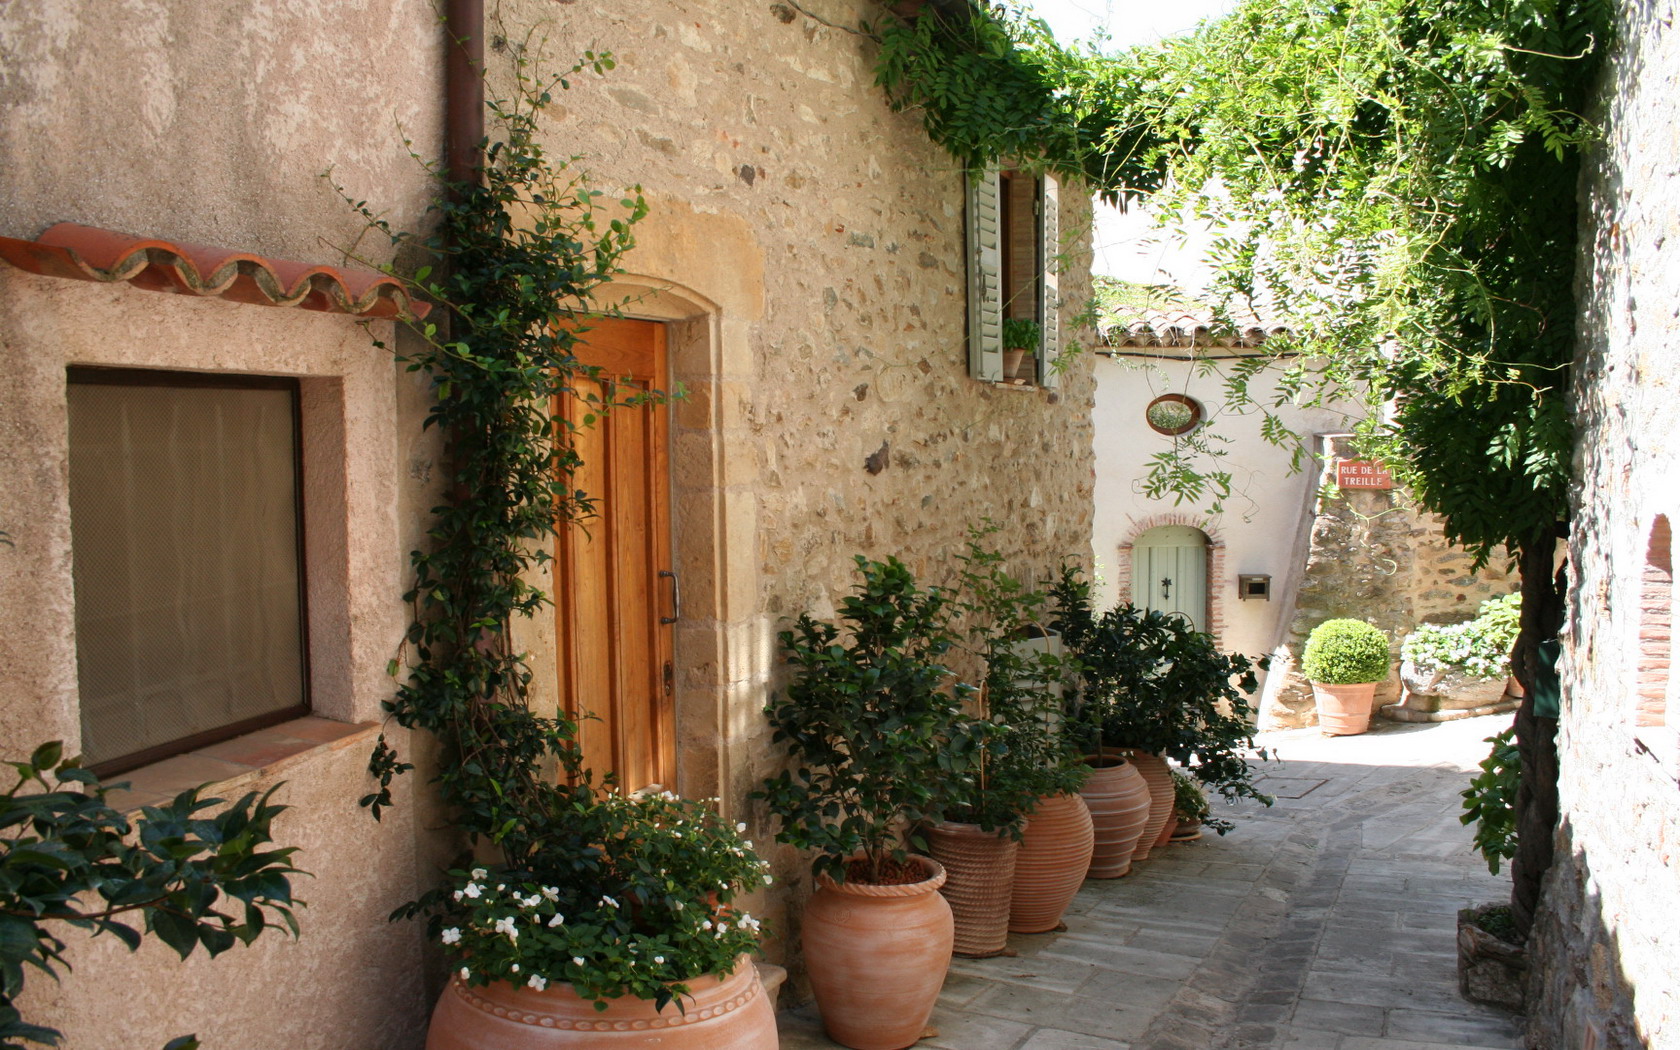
[0,742,301,1049]
[1461,727,1521,874]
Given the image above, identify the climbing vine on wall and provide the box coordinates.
[340,50,647,867]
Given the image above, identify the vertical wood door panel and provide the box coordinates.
[555,318,674,793]
[1133,526,1209,632]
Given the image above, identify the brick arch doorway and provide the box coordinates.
[1130,524,1213,633]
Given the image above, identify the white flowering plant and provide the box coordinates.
[422,791,770,1011]
[1401,593,1521,681]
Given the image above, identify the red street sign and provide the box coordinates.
[1337,459,1394,490]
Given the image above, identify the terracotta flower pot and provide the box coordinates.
[1124,752,1174,863]
[1152,812,1179,849]
[1079,750,1151,878]
[1008,792,1094,934]
[803,855,953,1050]
[1312,681,1377,735]
[926,820,1019,958]
[425,955,776,1050]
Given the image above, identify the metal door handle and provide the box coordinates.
[659,569,680,625]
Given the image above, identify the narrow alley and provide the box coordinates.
[779,715,1521,1050]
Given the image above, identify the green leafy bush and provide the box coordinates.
[759,557,985,883]
[1052,567,1271,813]
[1402,593,1521,680]
[1,742,302,1049]
[1460,727,1520,875]
[1301,619,1390,685]
[944,527,1087,836]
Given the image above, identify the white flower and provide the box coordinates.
[673,901,684,911]
[654,955,665,964]
[463,883,483,900]
[599,895,619,909]
[493,916,520,942]
[762,874,774,885]
[527,975,548,991]
[510,963,520,973]
[573,956,586,966]
[541,886,560,901]
[701,920,713,931]
[471,867,488,879]
[452,890,464,902]
[547,913,566,928]
[735,822,747,833]
[496,883,506,891]
[441,927,462,946]
[459,967,471,980]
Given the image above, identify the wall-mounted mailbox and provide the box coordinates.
[1238,574,1271,601]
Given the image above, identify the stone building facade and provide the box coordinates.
[0,2,1096,1046]
[1526,0,1680,1045]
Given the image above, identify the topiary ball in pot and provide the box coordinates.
[1301,619,1390,735]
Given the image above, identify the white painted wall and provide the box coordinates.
[1090,350,1354,671]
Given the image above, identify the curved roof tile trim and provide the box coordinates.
[1100,308,1286,349]
[0,223,430,319]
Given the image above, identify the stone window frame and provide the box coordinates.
[965,166,1061,388]
[1632,512,1676,772]
[1114,512,1227,646]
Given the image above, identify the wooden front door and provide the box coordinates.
[555,318,676,793]
[1133,525,1210,632]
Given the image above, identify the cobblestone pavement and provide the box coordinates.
[777,714,1525,1050]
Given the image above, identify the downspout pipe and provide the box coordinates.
[445,0,485,190]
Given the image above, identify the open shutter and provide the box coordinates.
[967,168,1003,381]
[1037,173,1061,388]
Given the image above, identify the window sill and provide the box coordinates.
[105,716,379,812]
[990,379,1041,391]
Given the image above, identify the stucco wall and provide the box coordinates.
[1090,353,1350,673]
[1527,0,1680,1044]
[0,1,446,1047]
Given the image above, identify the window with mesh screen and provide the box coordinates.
[67,369,308,774]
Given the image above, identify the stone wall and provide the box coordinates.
[1259,436,1518,729]
[1526,0,1680,1045]
[489,0,1099,978]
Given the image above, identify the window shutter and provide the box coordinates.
[967,168,1003,381]
[1037,173,1061,388]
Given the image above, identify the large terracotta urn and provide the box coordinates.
[1125,752,1175,863]
[426,955,776,1050]
[927,820,1019,958]
[1008,792,1094,934]
[803,855,954,1050]
[1312,681,1377,735]
[1079,750,1152,878]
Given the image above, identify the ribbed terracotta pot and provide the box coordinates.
[1312,681,1377,735]
[1008,792,1094,934]
[1152,812,1180,849]
[425,955,776,1050]
[1079,750,1151,878]
[1124,752,1175,863]
[804,855,953,1050]
[927,820,1019,958]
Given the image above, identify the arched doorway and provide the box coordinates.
[1132,525,1211,631]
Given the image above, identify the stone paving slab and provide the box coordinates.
[777,715,1523,1050]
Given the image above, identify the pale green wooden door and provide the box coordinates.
[1133,526,1209,631]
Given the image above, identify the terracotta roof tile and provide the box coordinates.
[1101,307,1285,349]
[0,223,429,319]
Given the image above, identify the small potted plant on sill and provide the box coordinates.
[757,556,983,1050]
[1052,566,1271,863]
[1001,318,1041,382]
[422,788,777,1050]
[936,528,1091,949]
[1301,618,1392,735]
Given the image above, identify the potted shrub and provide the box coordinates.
[1170,767,1213,841]
[1052,566,1271,861]
[1301,618,1392,735]
[1001,317,1041,381]
[941,530,1093,943]
[1398,593,1521,715]
[422,789,778,1049]
[758,556,982,1050]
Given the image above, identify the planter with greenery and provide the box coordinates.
[1169,767,1212,842]
[1,742,302,1050]
[1000,317,1041,382]
[930,531,1090,949]
[1398,594,1522,715]
[1052,566,1270,859]
[758,556,979,1050]
[1301,619,1392,735]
